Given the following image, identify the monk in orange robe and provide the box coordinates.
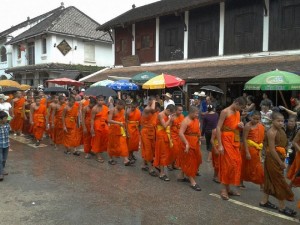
[153,104,176,181]
[62,96,81,155]
[90,95,109,162]
[260,112,295,217]
[46,95,58,145]
[52,95,66,148]
[82,97,96,159]
[288,130,300,187]
[39,91,47,106]
[11,91,25,135]
[241,111,264,189]
[216,97,246,200]
[210,128,220,183]
[177,106,202,191]
[107,100,131,165]
[74,97,83,151]
[126,101,141,161]
[22,95,33,137]
[30,96,47,146]
[170,105,184,168]
[140,96,157,176]
[81,95,90,108]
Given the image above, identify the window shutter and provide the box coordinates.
[149,33,154,48]
[136,35,141,49]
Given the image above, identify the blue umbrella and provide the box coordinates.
[107,80,139,91]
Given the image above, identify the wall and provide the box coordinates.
[114,27,132,65]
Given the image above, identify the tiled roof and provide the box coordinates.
[82,55,300,83]
[0,6,63,38]
[97,0,221,31]
[5,63,103,74]
[7,6,111,45]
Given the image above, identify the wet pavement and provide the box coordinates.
[1,136,300,225]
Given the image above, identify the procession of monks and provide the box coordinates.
[7,91,300,217]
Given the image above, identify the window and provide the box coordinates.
[141,35,150,48]
[84,43,95,61]
[42,38,47,54]
[0,46,7,62]
[17,46,21,59]
[27,42,35,65]
[281,5,300,29]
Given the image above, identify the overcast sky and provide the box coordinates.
[0,0,158,31]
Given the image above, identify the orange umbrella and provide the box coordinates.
[0,80,20,88]
[20,84,31,91]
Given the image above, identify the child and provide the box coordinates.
[259,112,296,217]
[240,111,264,190]
[260,100,272,130]
[0,111,10,181]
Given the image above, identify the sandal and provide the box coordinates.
[228,190,240,196]
[108,159,116,165]
[141,166,149,172]
[73,151,80,156]
[278,207,297,217]
[177,177,189,182]
[124,161,133,166]
[149,170,158,177]
[238,184,246,189]
[159,175,170,181]
[97,157,105,163]
[167,165,173,171]
[213,178,220,184]
[220,191,229,200]
[259,201,278,210]
[64,150,71,155]
[190,184,201,191]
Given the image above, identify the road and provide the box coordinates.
[1,135,299,225]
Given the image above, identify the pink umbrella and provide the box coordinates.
[46,78,83,87]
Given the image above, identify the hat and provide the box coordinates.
[81,88,85,92]
[193,92,200,96]
[0,94,9,100]
[164,92,172,98]
[198,91,206,97]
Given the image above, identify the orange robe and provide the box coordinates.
[153,115,172,167]
[108,109,128,157]
[170,114,184,163]
[54,103,66,145]
[11,97,25,132]
[241,123,265,184]
[22,103,32,135]
[32,104,47,140]
[47,106,54,140]
[82,99,90,107]
[74,102,83,146]
[126,108,141,152]
[219,111,242,186]
[141,112,156,162]
[177,118,202,177]
[83,106,92,153]
[287,144,300,187]
[91,105,109,153]
[63,104,80,148]
[40,97,47,106]
[211,138,219,174]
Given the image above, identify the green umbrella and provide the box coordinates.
[244,69,300,91]
[131,71,157,84]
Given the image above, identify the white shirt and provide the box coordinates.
[164,99,175,109]
[0,102,11,117]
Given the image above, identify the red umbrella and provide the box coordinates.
[142,73,185,89]
[46,78,83,87]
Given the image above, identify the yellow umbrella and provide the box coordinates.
[0,80,20,88]
[20,84,31,91]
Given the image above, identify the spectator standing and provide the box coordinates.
[163,92,175,109]
[0,94,12,121]
[202,105,219,162]
[0,111,10,181]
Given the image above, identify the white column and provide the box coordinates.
[132,24,135,55]
[218,2,225,56]
[183,11,189,59]
[155,17,160,62]
[112,29,116,65]
[263,0,270,52]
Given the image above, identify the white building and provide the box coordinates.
[1,3,113,86]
